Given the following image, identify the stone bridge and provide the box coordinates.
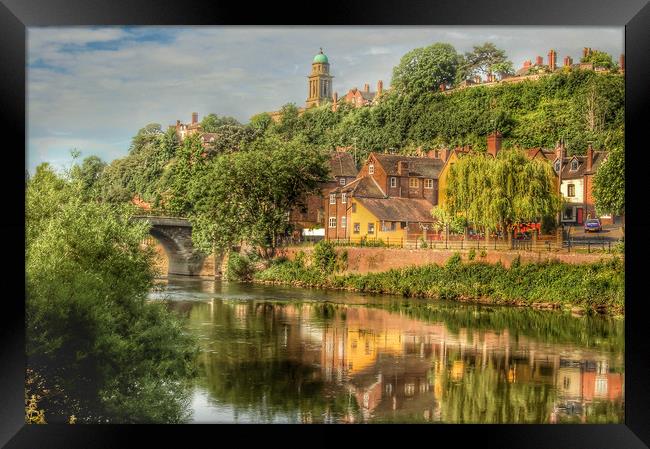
[132,215,224,277]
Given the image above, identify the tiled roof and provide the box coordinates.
[372,153,445,179]
[357,197,435,223]
[333,176,385,198]
[525,147,556,161]
[555,151,607,179]
[329,152,358,178]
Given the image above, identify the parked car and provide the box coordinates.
[584,218,602,232]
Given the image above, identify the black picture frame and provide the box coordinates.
[3,0,649,447]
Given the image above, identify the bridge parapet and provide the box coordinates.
[132,215,192,228]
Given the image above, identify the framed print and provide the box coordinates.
[3,0,650,447]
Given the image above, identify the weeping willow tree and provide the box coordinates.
[443,149,561,238]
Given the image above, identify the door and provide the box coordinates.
[577,207,584,225]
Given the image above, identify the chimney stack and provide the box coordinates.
[486,131,502,157]
[439,148,450,162]
[619,54,625,73]
[583,47,592,59]
[332,91,338,111]
[523,60,531,69]
[364,83,370,92]
[398,161,409,175]
[191,112,198,124]
[535,56,543,66]
[377,80,383,95]
[587,143,594,172]
[563,56,573,67]
[548,49,557,71]
[555,141,566,161]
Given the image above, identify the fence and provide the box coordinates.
[279,234,622,254]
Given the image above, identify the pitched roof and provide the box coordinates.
[525,147,556,161]
[555,151,607,179]
[328,152,358,178]
[356,197,435,223]
[333,175,385,198]
[372,153,445,179]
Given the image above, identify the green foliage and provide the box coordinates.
[226,252,254,281]
[459,42,512,81]
[256,256,624,314]
[445,149,561,233]
[593,147,624,216]
[391,43,459,95]
[468,248,476,260]
[69,155,107,200]
[312,240,338,273]
[26,164,197,423]
[200,113,241,132]
[187,136,330,257]
[581,50,617,70]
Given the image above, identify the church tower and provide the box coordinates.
[306,48,334,108]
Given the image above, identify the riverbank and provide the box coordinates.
[252,254,625,315]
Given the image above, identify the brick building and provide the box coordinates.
[326,152,446,241]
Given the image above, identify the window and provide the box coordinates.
[390,177,397,188]
[554,160,561,172]
[571,159,579,171]
[567,184,575,197]
[368,163,375,175]
[328,217,337,228]
[409,178,419,188]
[353,223,360,234]
[329,194,336,205]
[381,221,397,232]
[368,223,375,234]
[341,216,347,228]
[341,193,347,204]
[351,203,357,213]
[563,207,574,220]
[424,179,434,189]
[339,177,346,185]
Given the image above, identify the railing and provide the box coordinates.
[280,234,623,254]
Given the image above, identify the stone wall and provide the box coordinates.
[279,245,617,273]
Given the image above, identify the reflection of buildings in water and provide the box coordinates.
[195,300,624,422]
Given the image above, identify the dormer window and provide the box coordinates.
[570,159,579,171]
[368,163,375,175]
[339,177,346,185]
[554,160,561,172]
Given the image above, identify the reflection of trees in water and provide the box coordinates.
[190,300,361,423]
[179,296,623,424]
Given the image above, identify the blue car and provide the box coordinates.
[584,218,602,232]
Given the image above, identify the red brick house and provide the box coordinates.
[289,151,358,238]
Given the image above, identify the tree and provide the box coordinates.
[69,155,107,199]
[26,164,197,422]
[461,42,511,80]
[391,43,459,95]
[444,149,561,236]
[593,147,624,216]
[270,103,302,140]
[581,50,617,70]
[200,113,241,132]
[187,136,330,258]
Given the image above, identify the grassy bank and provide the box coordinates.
[252,250,624,315]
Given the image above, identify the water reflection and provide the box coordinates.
[161,278,624,424]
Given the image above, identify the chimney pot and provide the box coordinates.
[487,131,502,157]
[587,144,594,171]
[535,56,543,66]
[548,49,556,71]
[377,80,383,95]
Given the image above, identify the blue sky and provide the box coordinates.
[27,26,624,174]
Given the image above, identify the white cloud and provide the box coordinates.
[27,26,624,173]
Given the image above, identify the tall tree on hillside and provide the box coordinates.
[391,43,459,95]
[459,42,512,81]
[200,113,241,132]
[593,146,624,217]
[580,50,617,70]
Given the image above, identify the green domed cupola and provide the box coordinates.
[313,48,328,64]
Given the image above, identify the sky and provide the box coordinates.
[27,26,624,173]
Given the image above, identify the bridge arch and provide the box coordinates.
[134,216,213,276]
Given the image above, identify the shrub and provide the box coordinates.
[468,248,476,261]
[511,255,521,269]
[446,252,462,268]
[480,249,487,258]
[226,252,253,281]
[313,240,338,272]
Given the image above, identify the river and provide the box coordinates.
[152,276,624,424]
